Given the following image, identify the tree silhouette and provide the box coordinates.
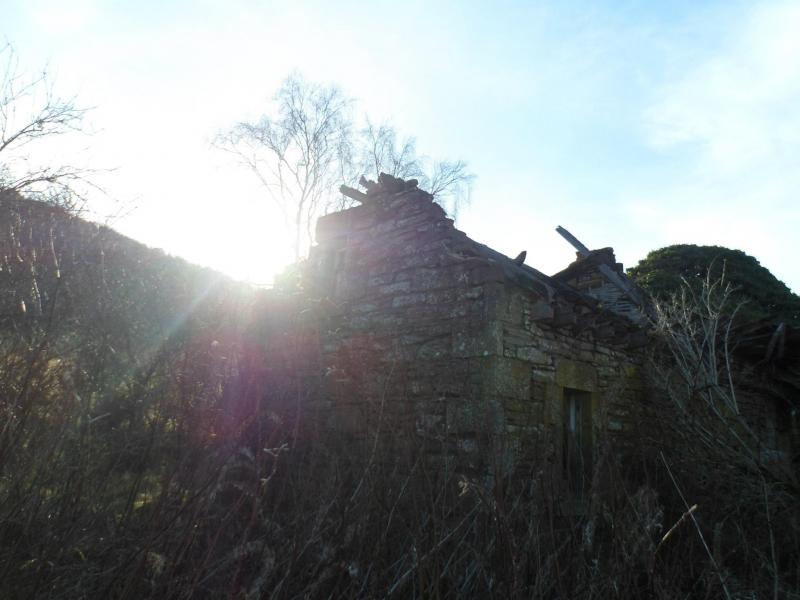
[628,244,800,326]
[0,43,92,209]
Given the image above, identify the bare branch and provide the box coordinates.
[217,73,477,259]
[0,43,92,207]
[357,120,474,218]
[215,74,352,260]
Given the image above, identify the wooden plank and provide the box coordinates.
[339,184,368,204]
[597,263,645,306]
[556,225,645,308]
[556,225,590,257]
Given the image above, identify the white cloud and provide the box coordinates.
[634,1,800,291]
[644,2,800,173]
[623,174,800,292]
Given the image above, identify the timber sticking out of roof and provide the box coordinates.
[332,174,647,348]
[431,210,645,348]
[555,225,646,308]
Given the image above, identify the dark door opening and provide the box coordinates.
[563,388,593,499]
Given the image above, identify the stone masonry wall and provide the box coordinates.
[305,188,642,474]
[494,284,643,467]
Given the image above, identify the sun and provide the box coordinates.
[190,214,296,286]
[128,184,297,287]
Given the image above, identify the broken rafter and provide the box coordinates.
[555,225,645,308]
[339,184,369,204]
[556,226,591,256]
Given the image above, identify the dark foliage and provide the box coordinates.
[627,244,800,326]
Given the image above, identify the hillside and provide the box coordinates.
[0,192,269,598]
[1,190,247,329]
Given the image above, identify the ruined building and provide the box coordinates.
[295,174,650,491]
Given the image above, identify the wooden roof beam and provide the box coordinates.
[556,225,646,308]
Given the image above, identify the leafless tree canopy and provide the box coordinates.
[217,75,476,259]
[649,274,797,487]
[358,118,474,218]
[0,43,91,209]
[216,74,353,261]
[359,119,424,182]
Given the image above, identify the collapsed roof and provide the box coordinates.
[338,173,649,348]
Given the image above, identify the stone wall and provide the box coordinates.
[496,284,643,467]
[303,187,643,475]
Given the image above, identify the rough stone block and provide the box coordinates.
[392,293,429,308]
[368,273,394,286]
[469,264,505,285]
[484,357,531,401]
[351,302,379,314]
[417,335,452,359]
[458,286,484,300]
[377,280,411,295]
[555,359,598,391]
[515,346,550,364]
[412,268,445,291]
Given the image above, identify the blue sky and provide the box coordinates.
[3,0,800,291]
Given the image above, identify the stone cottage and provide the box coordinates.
[302,174,648,491]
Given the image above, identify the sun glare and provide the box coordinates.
[185,212,296,286]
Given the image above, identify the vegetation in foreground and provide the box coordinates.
[1,196,798,599]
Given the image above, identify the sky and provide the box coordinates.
[3,0,800,292]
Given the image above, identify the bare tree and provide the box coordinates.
[358,118,474,218]
[646,271,800,597]
[649,274,768,472]
[217,75,477,260]
[0,43,91,209]
[359,118,424,182]
[428,159,474,219]
[216,74,352,261]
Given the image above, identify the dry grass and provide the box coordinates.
[1,203,798,598]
